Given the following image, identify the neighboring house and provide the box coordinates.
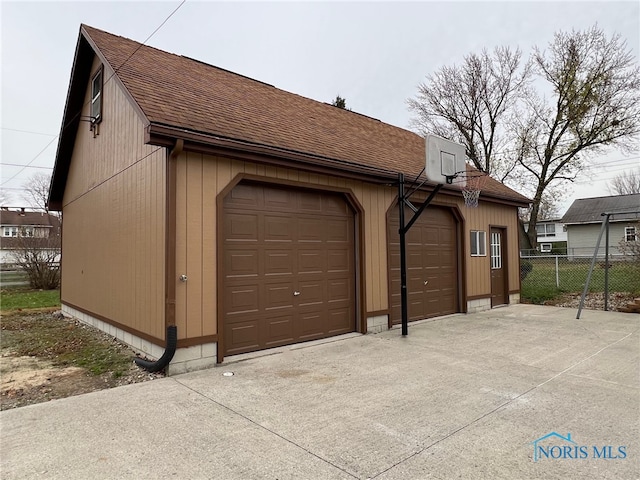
[522,218,568,254]
[562,194,640,257]
[0,208,61,266]
[48,25,530,373]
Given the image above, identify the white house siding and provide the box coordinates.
[566,223,634,258]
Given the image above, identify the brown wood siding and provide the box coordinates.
[174,152,396,339]
[61,55,166,340]
[176,152,522,339]
[463,202,521,299]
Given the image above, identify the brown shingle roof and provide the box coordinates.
[0,210,61,228]
[51,25,530,207]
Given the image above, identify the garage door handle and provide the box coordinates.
[293,291,301,296]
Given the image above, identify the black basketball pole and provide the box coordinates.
[398,173,409,336]
[397,172,444,336]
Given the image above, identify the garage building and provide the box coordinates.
[49,25,530,373]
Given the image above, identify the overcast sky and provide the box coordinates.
[1,1,639,215]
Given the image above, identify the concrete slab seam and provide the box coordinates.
[368,330,637,479]
[173,378,360,479]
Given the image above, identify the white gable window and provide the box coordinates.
[90,66,103,124]
[2,226,18,237]
[625,226,638,242]
[470,230,486,256]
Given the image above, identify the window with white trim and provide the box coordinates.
[90,66,103,124]
[625,226,638,242]
[536,223,556,237]
[2,226,18,237]
[540,243,552,253]
[470,230,486,256]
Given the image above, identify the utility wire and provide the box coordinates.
[1,127,57,136]
[0,163,53,169]
[0,0,186,188]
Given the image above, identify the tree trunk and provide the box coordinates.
[527,191,544,250]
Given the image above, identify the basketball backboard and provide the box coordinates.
[426,134,467,186]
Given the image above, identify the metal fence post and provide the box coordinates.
[555,255,559,288]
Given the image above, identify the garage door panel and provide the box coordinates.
[263,188,294,211]
[388,205,459,324]
[327,308,353,334]
[263,315,295,346]
[225,213,259,240]
[327,219,351,242]
[328,278,352,302]
[223,183,356,357]
[226,183,262,208]
[264,215,295,242]
[328,250,350,272]
[264,281,296,311]
[322,195,351,215]
[298,279,326,305]
[226,248,259,278]
[297,191,323,214]
[298,250,324,274]
[421,226,439,245]
[224,284,260,317]
[264,249,294,276]
[297,311,325,339]
[299,218,325,242]
[225,321,260,356]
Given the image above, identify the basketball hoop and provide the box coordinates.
[460,173,489,208]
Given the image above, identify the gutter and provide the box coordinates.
[146,123,530,208]
[134,139,183,372]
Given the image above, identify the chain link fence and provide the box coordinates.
[520,254,640,311]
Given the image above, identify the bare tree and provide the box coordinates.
[408,46,530,181]
[515,26,640,247]
[0,188,12,206]
[10,234,61,289]
[21,172,52,212]
[608,168,640,195]
[519,187,565,222]
[409,26,640,249]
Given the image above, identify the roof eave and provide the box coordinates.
[147,122,531,207]
[48,27,93,211]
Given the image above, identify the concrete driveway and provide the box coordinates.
[1,304,638,479]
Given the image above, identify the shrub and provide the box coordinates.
[10,236,61,290]
[520,260,533,280]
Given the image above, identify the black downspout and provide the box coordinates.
[134,325,178,372]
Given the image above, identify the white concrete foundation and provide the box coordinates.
[367,314,388,334]
[61,304,218,375]
[467,297,491,314]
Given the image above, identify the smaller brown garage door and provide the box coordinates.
[222,183,356,356]
[388,204,459,324]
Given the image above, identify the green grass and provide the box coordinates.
[521,259,640,304]
[0,288,60,311]
[1,312,132,378]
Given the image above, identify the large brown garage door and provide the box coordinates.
[222,183,356,356]
[388,204,458,324]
